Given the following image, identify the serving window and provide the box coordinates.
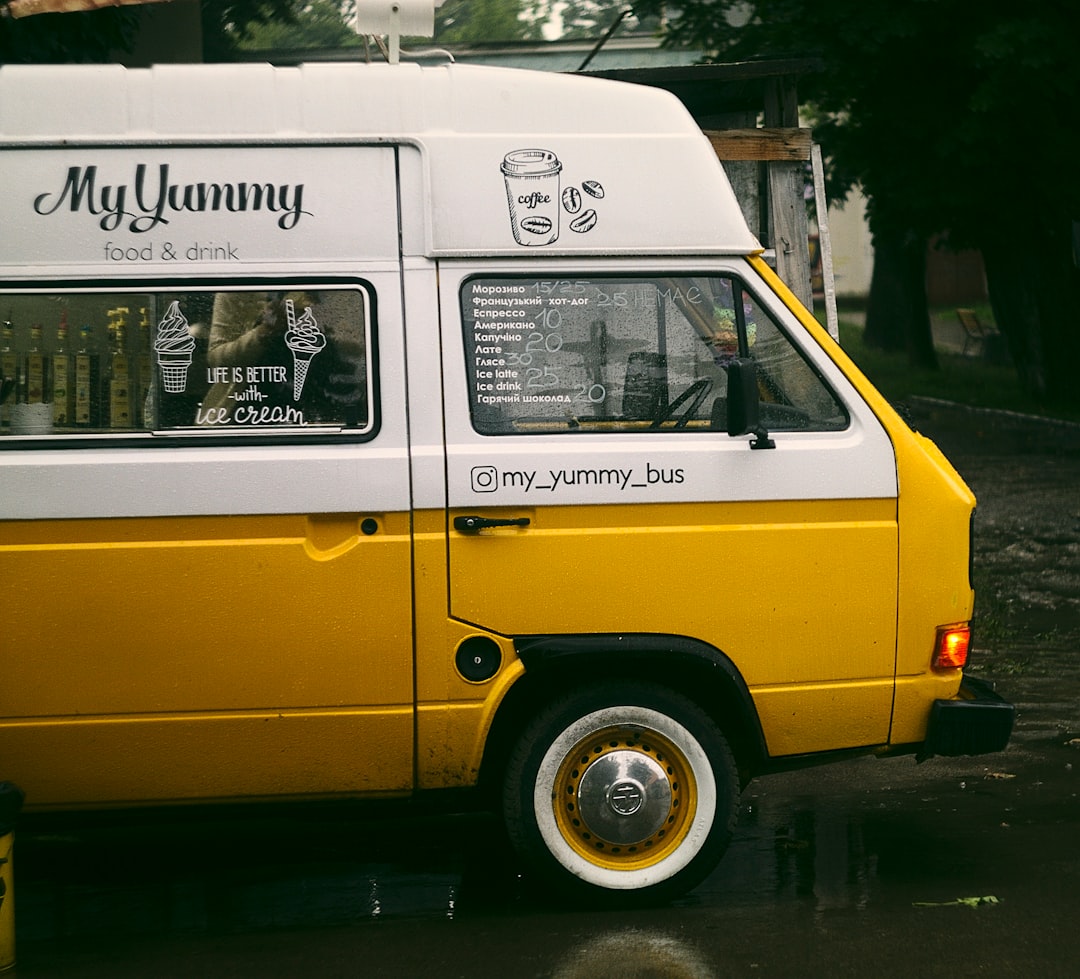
[460,275,847,435]
[0,285,373,440]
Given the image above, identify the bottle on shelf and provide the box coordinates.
[107,307,133,429]
[23,322,49,405]
[1,316,19,430]
[137,306,153,427]
[52,310,74,427]
[74,322,101,428]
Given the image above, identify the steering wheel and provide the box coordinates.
[651,378,713,429]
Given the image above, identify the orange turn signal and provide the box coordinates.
[932,623,971,671]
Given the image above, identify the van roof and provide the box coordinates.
[0,62,760,257]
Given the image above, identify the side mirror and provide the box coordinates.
[725,358,775,450]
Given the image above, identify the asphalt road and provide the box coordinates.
[9,400,1080,978]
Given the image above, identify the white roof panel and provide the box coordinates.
[0,62,760,257]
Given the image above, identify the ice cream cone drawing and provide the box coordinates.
[154,301,197,393]
[284,299,326,400]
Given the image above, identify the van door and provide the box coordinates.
[0,146,415,806]
[438,262,900,758]
[0,278,414,806]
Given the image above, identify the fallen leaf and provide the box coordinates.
[913,895,1000,908]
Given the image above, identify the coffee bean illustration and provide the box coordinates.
[569,209,597,233]
[562,186,582,214]
[521,215,553,234]
[582,180,605,199]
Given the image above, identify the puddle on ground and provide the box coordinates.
[17,727,1077,946]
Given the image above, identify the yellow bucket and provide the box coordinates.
[0,783,24,974]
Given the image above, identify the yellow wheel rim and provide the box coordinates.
[550,723,699,872]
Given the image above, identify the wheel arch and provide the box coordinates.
[479,633,768,797]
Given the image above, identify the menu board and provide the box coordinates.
[461,276,726,434]
[464,278,620,431]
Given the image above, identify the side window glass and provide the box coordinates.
[742,291,848,431]
[1,286,373,440]
[460,276,845,435]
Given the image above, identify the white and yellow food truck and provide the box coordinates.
[0,57,1012,901]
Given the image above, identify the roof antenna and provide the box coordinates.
[355,0,436,65]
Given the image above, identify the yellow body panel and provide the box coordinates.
[752,255,975,743]
[0,709,413,807]
[449,498,899,755]
[890,432,976,743]
[751,680,894,756]
[416,659,526,789]
[1,511,415,806]
[411,508,527,789]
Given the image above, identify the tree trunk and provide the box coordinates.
[983,221,1080,409]
[981,241,1046,399]
[1039,222,1080,407]
[864,228,938,369]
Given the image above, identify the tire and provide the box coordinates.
[502,682,740,902]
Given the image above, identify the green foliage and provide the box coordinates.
[636,0,1080,407]
[432,1,652,46]
[202,0,302,61]
[633,0,1078,245]
[434,0,544,44]
[837,314,1080,423]
[552,1,659,42]
[236,0,360,51]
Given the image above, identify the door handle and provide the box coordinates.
[454,515,531,534]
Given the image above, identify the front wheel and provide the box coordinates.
[502,683,739,902]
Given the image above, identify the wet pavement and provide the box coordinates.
[8,400,1080,977]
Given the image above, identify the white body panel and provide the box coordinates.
[0,146,399,270]
[0,63,758,259]
[438,258,897,509]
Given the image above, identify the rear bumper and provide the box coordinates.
[919,674,1015,759]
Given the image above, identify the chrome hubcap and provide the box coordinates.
[576,749,672,845]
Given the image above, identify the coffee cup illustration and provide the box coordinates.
[502,149,562,246]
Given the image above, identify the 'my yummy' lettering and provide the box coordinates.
[33,163,310,232]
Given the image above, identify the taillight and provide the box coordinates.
[932,623,971,671]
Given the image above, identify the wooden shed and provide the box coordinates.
[587,59,834,332]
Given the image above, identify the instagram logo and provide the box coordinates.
[471,466,498,493]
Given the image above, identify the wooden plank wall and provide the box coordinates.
[703,76,815,312]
